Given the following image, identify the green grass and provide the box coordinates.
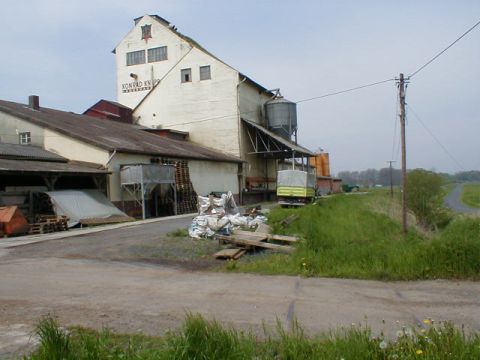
[233,194,480,280]
[461,183,480,208]
[167,228,190,237]
[26,314,480,359]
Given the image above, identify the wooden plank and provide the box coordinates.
[232,249,246,260]
[269,234,298,243]
[216,235,294,254]
[213,248,242,259]
[232,230,298,243]
[232,230,268,241]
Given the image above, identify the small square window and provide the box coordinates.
[200,65,211,80]
[19,132,31,145]
[181,68,192,83]
[126,50,146,66]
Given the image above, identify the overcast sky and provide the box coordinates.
[1,1,479,174]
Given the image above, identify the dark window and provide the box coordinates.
[181,68,192,83]
[126,50,146,66]
[19,132,31,145]
[148,46,168,62]
[199,65,211,80]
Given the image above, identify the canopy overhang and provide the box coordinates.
[242,119,313,159]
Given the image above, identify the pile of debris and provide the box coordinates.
[188,192,297,260]
[188,192,266,238]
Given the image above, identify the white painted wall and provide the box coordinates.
[0,112,45,147]
[189,160,238,196]
[44,129,109,165]
[115,15,193,110]
[115,15,280,192]
[133,47,240,156]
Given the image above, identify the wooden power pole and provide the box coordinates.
[398,73,408,233]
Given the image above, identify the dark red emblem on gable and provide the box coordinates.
[141,24,152,41]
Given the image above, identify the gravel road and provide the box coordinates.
[1,213,480,358]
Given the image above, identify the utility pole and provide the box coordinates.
[398,73,408,234]
[387,160,396,198]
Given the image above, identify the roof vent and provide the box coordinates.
[28,95,40,110]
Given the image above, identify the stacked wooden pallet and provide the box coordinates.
[174,160,197,214]
[29,215,69,235]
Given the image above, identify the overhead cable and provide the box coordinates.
[406,103,465,170]
[409,18,480,78]
[295,78,395,104]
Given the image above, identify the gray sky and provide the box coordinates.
[1,1,479,174]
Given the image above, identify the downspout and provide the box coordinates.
[104,149,117,201]
[237,76,247,205]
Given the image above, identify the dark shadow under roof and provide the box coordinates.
[0,100,242,164]
[242,119,313,158]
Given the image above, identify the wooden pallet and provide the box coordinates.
[216,234,294,254]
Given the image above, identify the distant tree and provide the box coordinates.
[406,169,452,229]
[454,171,480,182]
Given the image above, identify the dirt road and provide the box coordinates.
[1,217,480,357]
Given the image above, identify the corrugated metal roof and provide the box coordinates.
[0,100,243,163]
[242,119,313,156]
[0,158,109,174]
[0,143,66,162]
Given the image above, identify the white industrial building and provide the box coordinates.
[0,97,242,218]
[114,15,313,203]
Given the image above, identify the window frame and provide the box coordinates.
[126,50,146,66]
[199,65,211,81]
[148,46,168,63]
[181,68,192,83]
[19,131,31,145]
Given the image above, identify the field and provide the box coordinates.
[232,192,480,280]
[27,314,480,360]
[461,183,480,208]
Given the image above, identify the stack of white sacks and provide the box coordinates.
[188,191,267,238]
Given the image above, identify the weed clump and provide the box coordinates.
[26,314,480,359]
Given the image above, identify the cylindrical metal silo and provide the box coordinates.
[265,98,297,140]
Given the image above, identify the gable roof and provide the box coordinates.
[115,14,273,95]
[0,100,242,163]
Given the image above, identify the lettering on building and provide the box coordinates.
[121,79,160,93]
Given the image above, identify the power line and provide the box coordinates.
[409,18,480,78]
[406,103,465,171]
[295,78,395,104]
[161,78,396,128]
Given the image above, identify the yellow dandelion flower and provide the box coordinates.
[416,349,423,355]
[423,319,431,325]
[420,329,426,333]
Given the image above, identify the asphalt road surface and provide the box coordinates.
[1,215,480,358]
[444,183,480,214]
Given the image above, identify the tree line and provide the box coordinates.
[338,169,480,186]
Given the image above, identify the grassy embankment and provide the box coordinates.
[461,183,480,208]
[27,314,480,360]
[233,192,480,280]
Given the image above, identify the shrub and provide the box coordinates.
[406,169,453,229]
